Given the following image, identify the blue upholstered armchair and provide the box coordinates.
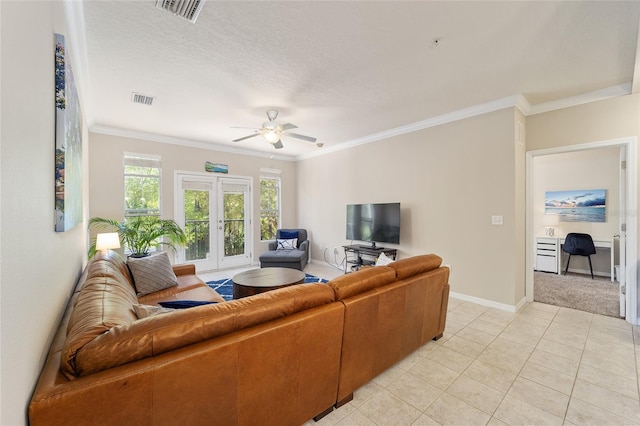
[259,229,309,271]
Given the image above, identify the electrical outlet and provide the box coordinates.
[333,247,339,255]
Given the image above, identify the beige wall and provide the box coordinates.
[1,2,89,424]
[527,94,640,151]
[88,133,298,265]
[532,147,621,273]
[298,108,525,307]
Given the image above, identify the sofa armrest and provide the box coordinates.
[267,241,277,251]
[172,263,196,276]
[299,239,309,254]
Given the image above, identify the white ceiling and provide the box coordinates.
[69,1,640,159]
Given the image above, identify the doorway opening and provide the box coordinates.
[525,138,638,324]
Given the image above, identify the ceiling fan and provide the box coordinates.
[232,110,317,149]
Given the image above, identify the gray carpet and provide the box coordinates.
[534,271,620,318]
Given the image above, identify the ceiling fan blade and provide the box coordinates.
[283,132,317,143]
[232,133,260,142]
[231,126,260,130]
[280,123,298,131]
[273,140,284,149]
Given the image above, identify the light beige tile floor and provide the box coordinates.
[200,263,640,426]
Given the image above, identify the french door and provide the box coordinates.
[175,173,251,271]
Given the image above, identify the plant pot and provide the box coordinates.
[128,253,150,259]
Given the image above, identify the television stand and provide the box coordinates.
[343,244,398,273]
[359,244,383,250]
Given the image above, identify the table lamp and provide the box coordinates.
[95,232,121,252]
[542,213,559,237]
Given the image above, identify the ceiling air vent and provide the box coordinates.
[131,92,155,106]
[156,0,205,24]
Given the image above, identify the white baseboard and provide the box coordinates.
[450,292,528,313]
[564,267,612,279]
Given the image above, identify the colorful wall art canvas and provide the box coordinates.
[205,161,228,173]
[55,33,83,232]
[545,189,606,222]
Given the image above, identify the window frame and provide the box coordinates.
[123,152,162,219]
[259,174,281,241]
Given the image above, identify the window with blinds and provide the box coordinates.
[260,172,280,241]
[123,153,161,218]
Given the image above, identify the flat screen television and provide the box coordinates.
[346,202,400,248]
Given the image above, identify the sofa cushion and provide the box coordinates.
[62,273,139,379]
[328,267,397,300]
[259,248,306,263]
[388,254,442,280]
[84,250,135,289]
[70,283,335,376]
[127,252,178,296]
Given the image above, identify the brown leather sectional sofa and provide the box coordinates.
[29,251,449,425]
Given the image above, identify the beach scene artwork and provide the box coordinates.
[55,33,83,232]
[545,189,606,222]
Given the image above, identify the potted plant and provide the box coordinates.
[88,216,187,258]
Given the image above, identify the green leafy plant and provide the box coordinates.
[88,216,187,258]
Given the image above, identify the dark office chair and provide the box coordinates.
[563,233,597,279]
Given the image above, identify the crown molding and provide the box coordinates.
[527,83,632,116]
[90,125,296,162]
[298,85,631,160]
[514,94,531,116]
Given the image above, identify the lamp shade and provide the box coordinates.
[542,213,559,226]
[96,232,121,251]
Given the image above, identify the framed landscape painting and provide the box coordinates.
[545,189,606,222]
[55,33,83,232]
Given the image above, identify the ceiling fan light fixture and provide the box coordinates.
[263,129,280,143]
[232,109,316,150]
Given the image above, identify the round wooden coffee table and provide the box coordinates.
[232,267,306,299]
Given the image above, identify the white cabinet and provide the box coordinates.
[536,237,558,273]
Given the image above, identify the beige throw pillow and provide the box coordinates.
[127,251,178,296]
[133,303,175,319]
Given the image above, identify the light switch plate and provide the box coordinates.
[491,215,504,225]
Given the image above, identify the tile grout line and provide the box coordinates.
[438,305,514,421]
[560,309,592,425]
[486,304,562,424]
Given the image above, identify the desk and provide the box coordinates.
[535,236,614,281]
[559,237,614,282]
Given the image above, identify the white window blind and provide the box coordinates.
[181,179,214,191]
[124,153,161,168]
